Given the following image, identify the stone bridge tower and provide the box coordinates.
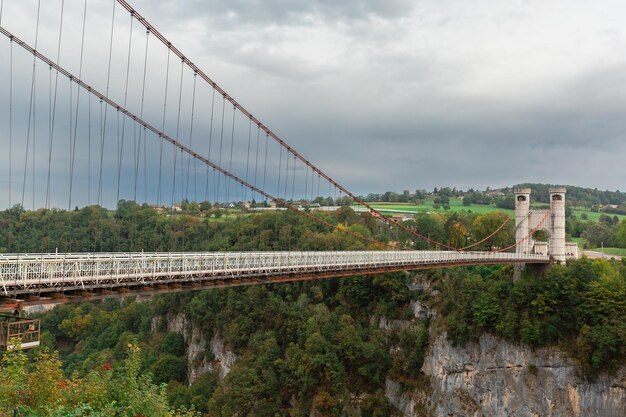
[514,187,577,264]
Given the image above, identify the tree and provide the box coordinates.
[472,212,514,250]
[410,213,444,249]
[615,219,626,248]
[582,223,615,248]
[414,189,427,200]
[449,221,468,247]
[495,194,515,210]
[335,206,358,225]
[0,339,28,410]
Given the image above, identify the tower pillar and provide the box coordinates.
[549,187,567,264]
[514,188,531,255]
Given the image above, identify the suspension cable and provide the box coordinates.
[244,117,252,202]
[171,59,185,211]
[88,89,91,205]
[21,0,41,209]
[114,0,468,249]
[284,148,290,199]
[99,0,116,206]
[455,215,511,251]
[304,166,309,204]
[2,27,396,250]
[216,95,226,202]
[8,35,12,209]
[68,0,87,211]
[204,86,216,203]
[291,155,296,201]
[68,77,73,248]
[185,73,198,201]
[277,146,283,199]
[117,12,134,206]
[262,133,269,201]
[227,106,236,202]
[253,125,260,192]
[137,29,149,203]
[317,174,320,200]
[494,210,551,253]
[157,48,171,206]
[97,97,105,207]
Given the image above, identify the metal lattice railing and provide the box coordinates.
[0,251,549,297]
[0,314,41,350]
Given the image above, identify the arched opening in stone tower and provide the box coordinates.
[531,230,550,256]
[532,230,549,242]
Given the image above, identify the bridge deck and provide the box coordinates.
[0,251,548,299]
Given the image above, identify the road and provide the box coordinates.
[582,250,623,260]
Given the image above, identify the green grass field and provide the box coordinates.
[356,200,624,252]
[591,247,626,256]
[354,198,514,216]
[355,199,626,222]
[571,208,626,222]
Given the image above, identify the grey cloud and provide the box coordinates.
[133,0,415,27]
[1,0,626,210]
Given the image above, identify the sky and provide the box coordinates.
[1,0,626,208]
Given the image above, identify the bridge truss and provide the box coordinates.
[0,2,561,313]
[0,251,549,304]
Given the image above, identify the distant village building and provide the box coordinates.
[391,214,414,222]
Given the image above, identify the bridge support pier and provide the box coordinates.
[514,186,574,267]
[514,262,549,281]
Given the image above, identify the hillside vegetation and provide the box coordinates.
[0,197,624,416]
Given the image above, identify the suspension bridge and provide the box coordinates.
[0,0,576,318]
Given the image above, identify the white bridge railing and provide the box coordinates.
[0,251,549,296]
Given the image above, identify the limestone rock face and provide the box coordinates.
[420,333,625,417]
[159,312,237,384]
[385,378,431,417]
[209,333,236,381]
[410,299,434,320]
[186,324,213,384]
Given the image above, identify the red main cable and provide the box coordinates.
[457,215,511,251]
[114,0,460,250]
[495,210,551,253]
[0,25,399,251]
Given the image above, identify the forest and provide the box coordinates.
[0,203,624,416]
[361,183,626,209]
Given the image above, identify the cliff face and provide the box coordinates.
[155,301,625,416]
[424,332,625,417]
[387,331,625,417]
[155,312,236,384]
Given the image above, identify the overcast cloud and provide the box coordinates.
[1,0,625,208]
[131,0,626,192]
